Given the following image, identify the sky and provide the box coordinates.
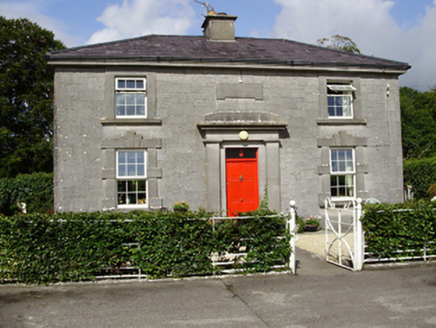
[1,0,435,91]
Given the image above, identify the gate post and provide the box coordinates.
[289,200,297,274]
[354,198,364,271]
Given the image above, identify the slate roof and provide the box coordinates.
[47,35,410,71]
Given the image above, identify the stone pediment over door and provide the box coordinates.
[197,111,288,133]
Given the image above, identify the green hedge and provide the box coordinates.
[403,157,436,200]
[361,202,436,259]
[0,173,53,216]
[0,210,291,284]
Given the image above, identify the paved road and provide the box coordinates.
[1,248,435,327]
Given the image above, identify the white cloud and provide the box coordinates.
[398,1,436,90]
[271,0,436,90]
[86,0,196,45]
[271,0,397,43]
[0,1,83,46]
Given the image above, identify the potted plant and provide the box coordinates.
[173,201,189,212]
[304,215,321,231]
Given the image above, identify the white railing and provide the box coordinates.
[289,200,297,274]
[363,207,436,264]
[193,201,297,275]
[208,214,293,274]
[97,202,297,280]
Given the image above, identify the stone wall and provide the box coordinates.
[53,65,403,217]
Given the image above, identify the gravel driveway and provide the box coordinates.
[296,229,355,260]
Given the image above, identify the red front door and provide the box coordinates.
[226,148,259,216]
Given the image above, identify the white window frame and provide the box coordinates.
[115,78,147,118]
[330,148,356,200]
[327,83,356,119]
[116,150,148,208]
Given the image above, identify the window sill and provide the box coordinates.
[101,118,162,126]
[317,118,366,126]
[117,205,148,210]
[330,197,356,202]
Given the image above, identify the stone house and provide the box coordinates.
[47,14,410,216]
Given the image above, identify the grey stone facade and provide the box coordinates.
[48,15,409,217]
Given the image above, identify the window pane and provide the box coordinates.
[136,152,144,163]
[126,105,135,116]
[136,80,144,89]
[118,193,127,205]
[134,94,145,105]
[118,165,126,177]
[138,193,147,205]
[338,150,345,160]
[346,175,354,197]
[330,176,339,197]
[118,151,127,163]
[116,94,126,104]
[328,107,334,116]
[127,152,136,163]
[338,176,347,197]
[123,94,133,105]
[136,106,145,116]
[339,162,346,172]
[138,180,146,191]
[116,94,126,116]
[127,180,136,190]
[116,106,125,116]
[126,80,135,88]
[117,181,127,205]
[343,97,352,117]
[127,164,136,176]
[137,164,144,176]
[117,80,125,89]
[117,180,126,192]
[127,194,137,205]
[226,148,257,159]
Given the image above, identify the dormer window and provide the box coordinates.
[327,82,356,118]
[115,78,147,118]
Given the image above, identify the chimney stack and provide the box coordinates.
[202,14,237,42]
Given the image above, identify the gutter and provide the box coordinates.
[44,54,410,71]
[45,59,409,75]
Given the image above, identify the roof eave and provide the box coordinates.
[46,57,410,74]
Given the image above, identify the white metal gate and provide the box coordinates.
[324,198,364,271]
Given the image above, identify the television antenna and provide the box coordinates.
[193,1,217,16]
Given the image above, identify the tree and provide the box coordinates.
[0,17,65,178]
[400,87,436,159]
[317,34,361,54]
